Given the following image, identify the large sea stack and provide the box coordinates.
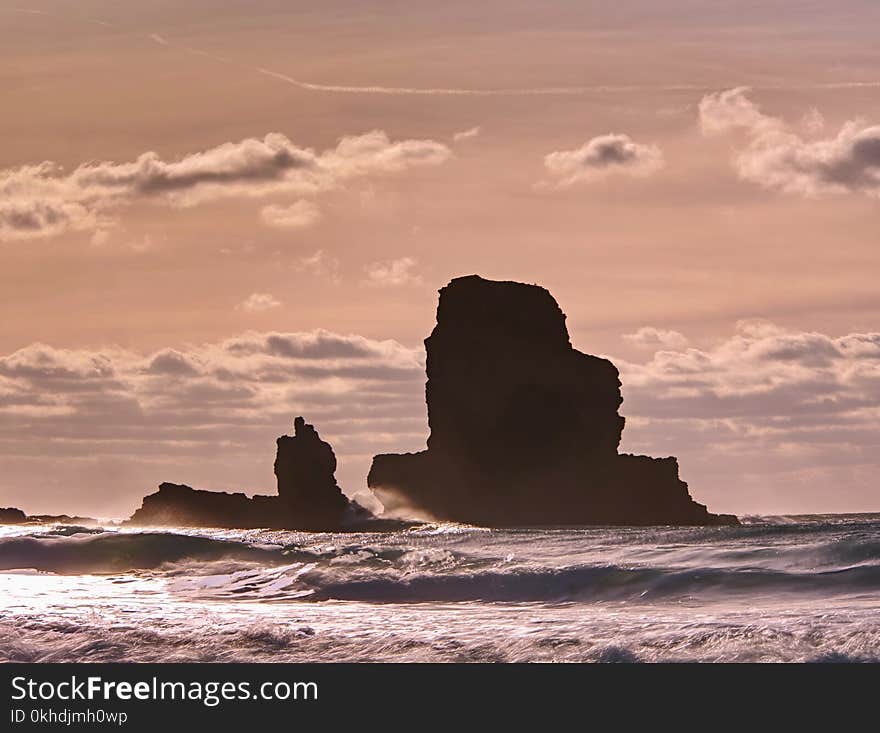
[369,275,738,526]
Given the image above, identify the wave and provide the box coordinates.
[2,520,878,604]
[271,563,880,604]
[0,530,458,575]
[0,532,287,574]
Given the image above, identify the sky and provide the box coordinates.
[1,0,880,517]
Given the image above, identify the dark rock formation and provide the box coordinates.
[128,483,282,529]
[0,508,96,525]
[369,275,738,526]
[0,507,27,524]
[274,416,355,528]
[127,417,401,531]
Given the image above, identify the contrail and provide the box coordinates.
[149,34,880,97]
[255,68,712,96]
[9,9,880,98]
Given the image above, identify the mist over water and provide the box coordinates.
[1,515,878,662]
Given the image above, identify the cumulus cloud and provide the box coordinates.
[542,133,664,187]
[363,257,423,287]
[699,87,880,197]
[260,199,322,229]
[0,330,428,515]
[0,196,97,241]
[237,293,282,312]
[615,320,880,511]
[623,327,690,350]
[0,131,451,242]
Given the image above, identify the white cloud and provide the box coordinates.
[801,108,826,136]
[295,249,341,283]
[260,200,322,229]
[542,133,664,187]
[453,126,481,142]
[614,320,880,511]
[363,257,423,287]
[699,87,880,197]
[623,327,690,350]
[0,131,451,242]
[237,293,282,312]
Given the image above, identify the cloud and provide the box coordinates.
[614,320,880,511]
[237,293,282,312]
[0,131,451,242]
[363,257,423,287]
[0,330,427,515]
[0,196,97,241]
[542,134,664,187]
[295,249,341,283]
[260,199,322,229]
[453,126,481,142]
[623,327,690,350]
[699,87,880,197]
[3,321,880,515]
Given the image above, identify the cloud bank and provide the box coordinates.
[616,320,880,511]
[699,87,880,197]
[543,134,664,187]
[0,330,427,515]
[0,131,451,242]
[2,321,880,514]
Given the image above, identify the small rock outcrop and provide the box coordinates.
[0,507,27,524]
[368,275,738,526]
[128,417,382,530]
[0,508,97,525]
[127,483,281,529]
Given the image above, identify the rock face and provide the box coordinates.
[368,275,738,526]
[128,417,378,530]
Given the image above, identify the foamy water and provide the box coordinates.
[1,515,878,662]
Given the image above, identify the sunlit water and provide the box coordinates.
[1,515,878,662]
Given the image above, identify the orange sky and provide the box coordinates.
[2,1,880,517]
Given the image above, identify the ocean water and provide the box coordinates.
[0,515,878,662]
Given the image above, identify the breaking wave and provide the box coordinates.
[1,515,878,662]
[0,532,287,574]
[1,516,878,604]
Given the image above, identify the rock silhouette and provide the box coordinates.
[274,416,353,526]
[0,507,97,525]
[369,275,738,526]
[128,417,383,530]
[127,482,282,529]
[0,507,27,524]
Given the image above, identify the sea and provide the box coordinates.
[1,514,878,663]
